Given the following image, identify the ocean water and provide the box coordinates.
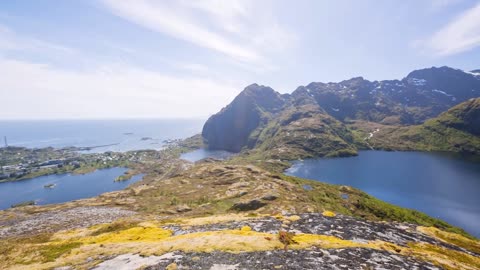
[286,151,480,237]
[0,119,204,152]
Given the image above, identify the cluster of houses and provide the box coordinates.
[0,158,80,180]
[0,146,166,181]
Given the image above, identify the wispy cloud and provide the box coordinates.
[0,24,75,55]
[100,0,295,67]
[0,25,241,119]
[0,57,240,119]
[416,2,480,56]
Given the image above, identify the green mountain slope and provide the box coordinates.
[203,84,358,160]
[352,98,480,154]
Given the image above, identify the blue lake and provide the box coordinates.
[285,151,480,237]
[0,167,144,210]
[180,148,235,162]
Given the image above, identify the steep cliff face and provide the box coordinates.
[202,84,285,152]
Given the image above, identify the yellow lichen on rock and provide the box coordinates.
[285,215,301,222]
[273,214,301,223]
[152,230,283,253]
[291,233,400,251]
[82,226,172,244]
[408,242,480,270]
[417,226,480,254]
[48,223,172,248]
[166,262,178,270]
[322,210,336,217]
[3,216,480,270]
[241,226,252,232]
[173,214,256,226]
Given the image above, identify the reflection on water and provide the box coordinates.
[0,167,144,209]
[180,148,235,162]
[286,151,480,237]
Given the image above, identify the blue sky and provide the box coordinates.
[0,0,479,119]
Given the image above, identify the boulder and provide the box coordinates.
[176,205,192,213]
[261,193,279,201]
[231,199,267,211]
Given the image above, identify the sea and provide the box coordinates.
[0,119,205,152]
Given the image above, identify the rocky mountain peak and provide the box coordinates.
[237,83,285,113]
[405,66,479,85]
[202,84,286,152]
[339,76,366,85]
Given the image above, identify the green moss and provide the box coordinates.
[90,220,138,236]
[39,242,82,262]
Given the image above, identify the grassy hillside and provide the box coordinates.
[245,102,358,160]
[349,98,480,154]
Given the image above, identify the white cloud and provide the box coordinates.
[0,24,75,55]
[0,21,245,119]
[0,57,240,119]
[100,0,295,67]
[418,2,480,56]
[176,63,210,73]
[0,1,296,119]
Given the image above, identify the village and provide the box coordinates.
[0,142,173,182]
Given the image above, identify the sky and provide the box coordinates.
[0,0,479,119]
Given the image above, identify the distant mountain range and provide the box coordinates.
[202,66,480,158]
[294,66,480,125]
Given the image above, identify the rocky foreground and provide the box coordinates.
[0,207,479,269]
[0,162,479,269]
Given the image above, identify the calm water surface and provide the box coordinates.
[180,148,235,162]
[285,151,480,237]
[0,119,204,153]
[0,167,144,210]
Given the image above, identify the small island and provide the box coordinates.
[43,183,56,189]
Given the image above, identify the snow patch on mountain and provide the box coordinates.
[432,89,452,96]
[407,78,427,86]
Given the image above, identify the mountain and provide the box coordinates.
[244,89,357,160]
[203,84,357,159]
[301,66,480,124]
[202,66,480,158]
[470,69,480,75]
[353,98,480,154]
[202,84,285,152]
[434,97,480,136]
